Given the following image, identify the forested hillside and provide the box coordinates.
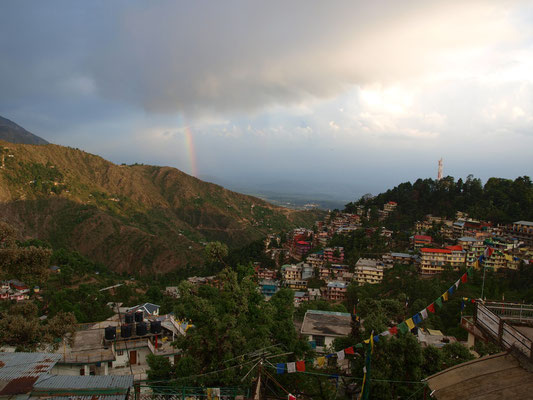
[345,175,533,229]
[0,140,322,274]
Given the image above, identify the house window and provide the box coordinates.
[116,350,124,356]
[313,335,325,347]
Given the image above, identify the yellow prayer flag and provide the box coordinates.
[406,318,415,330]
[363,339,369,344]
[316,356,326,368]
[442,291,449,301]
[505,254,513,261]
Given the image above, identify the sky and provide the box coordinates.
[1,0,533,202]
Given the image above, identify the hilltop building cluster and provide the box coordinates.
[257,204,533,306]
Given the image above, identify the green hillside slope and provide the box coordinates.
[0,141,322,274]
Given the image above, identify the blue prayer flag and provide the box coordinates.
[276,363,285,374]
[373,335,380,343]
[413,313,422,325]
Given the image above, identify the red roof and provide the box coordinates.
[414,235,433,241]
[446,245,463,251]
[420,248,451,254]
[297,241,310,246]
[388,201,397,205]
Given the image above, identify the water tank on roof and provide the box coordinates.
[136,321,148,336]
[121,324,132,338]
[125,313,134,324]
[104,326,116,341]
[135,310,144,323]
[150,320,162,334]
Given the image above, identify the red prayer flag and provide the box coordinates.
[389,326,398,335]
[461,273,467,283]
[288,395,296,400]
[344,346,355,355]
[296,361,305,372]
[427,303,436,313]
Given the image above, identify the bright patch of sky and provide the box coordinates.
[1,0,533,202]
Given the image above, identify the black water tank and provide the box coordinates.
[125,313,134,324]
[105,326,116,340]
[150,320,162,334]
[136,321,148,336]
[135,310,144,323]
[121,324,132,338]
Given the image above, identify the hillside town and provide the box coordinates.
[2,192,533,399]
[253,202,533,305]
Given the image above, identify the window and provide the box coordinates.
[116,350,124,356]
[313,335,325,347]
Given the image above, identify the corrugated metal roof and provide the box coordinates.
[34,374,133,390]
[0,352,61,395]
[514,220,533,226]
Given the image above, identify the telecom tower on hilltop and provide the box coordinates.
[437,158,443,181]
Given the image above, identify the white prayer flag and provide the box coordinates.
[337,350,345,361]
[287,362,296,373]
[420,308,428,320]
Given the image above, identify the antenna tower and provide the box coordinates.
[437,158,443,181]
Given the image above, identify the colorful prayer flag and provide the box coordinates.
[455,279,460,289]
[442,291,449,302]
[296,361,305,372]
[288,394,296,400]
[413,313,422,325]
[287,362,296,373]
[448,286,454,295]
[461,273,468,283]
[316,356,326,368]
[380,330,390,337]
[337,350,345,361]
[276,363,285,374]
[484,247,494,259]
[389,326,398,335]
[427,303,436,313]
[398,321,409,334]
[373,335,380,343]
[420,308,429,319]
[355,343,364,349]
[406,318,415,330]
[467,266,474,277]
[435,297,443,308]
[345,346,355,355]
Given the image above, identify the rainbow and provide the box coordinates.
[184,126,198,178]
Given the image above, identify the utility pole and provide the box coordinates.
[437,158,443,181]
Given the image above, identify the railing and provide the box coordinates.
[115,339,151,351]
[475,303,533,358]
[60,350,115,364]
[484,301,533,323]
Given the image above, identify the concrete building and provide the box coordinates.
[300,310,352,352]
[382,252,413,267]
[354,259,385,285]
[411,235,433,250]
[323,281,348,302]
[510,220,533,245]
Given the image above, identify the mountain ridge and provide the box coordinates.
[0,115,49,145]
[0,140,322,274]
